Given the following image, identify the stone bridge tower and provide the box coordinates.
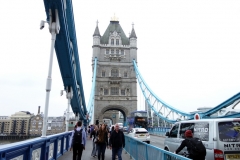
[92,17,138,125]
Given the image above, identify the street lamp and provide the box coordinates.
[41,9,60,137]
[61,87,73,132]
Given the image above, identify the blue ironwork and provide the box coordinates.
[133,60,240,123]
[87,58,97,123]
[124,135,190,160]
[147,127,171,136]
[0,132,72,160]
[200,92,240,118]
[42,0,87,120]
[133,60,194,123]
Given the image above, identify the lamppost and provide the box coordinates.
[61,87,73,132]
[40,9,60,137]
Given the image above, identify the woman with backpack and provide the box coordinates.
[175,130,206,160]
[90,125,98,157]
[96,124,109,160]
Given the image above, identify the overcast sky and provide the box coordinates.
[0,0,240,117]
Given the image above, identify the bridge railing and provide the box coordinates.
[147,127,171,137]
[0,132,72,160]
[124,135,190,160]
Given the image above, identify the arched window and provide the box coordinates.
[124,72,127,77]
[106,49,109,54]
[121,50,124,55]
[102,71,105,77]
[111,49,114,54]
[116,39,119,45]
[111,69,119,77]
[111,39,114,45]
[116,49,119,55]
[111,87,119,95]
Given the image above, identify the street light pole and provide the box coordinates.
[41,9,60,137]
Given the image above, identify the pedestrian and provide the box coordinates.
[90,125,99,157]
[96,124,109,160]
[175,130,206,160]
[69,124,77,146]
[109,123,125,160]
[110,126,114,134]
[69,121,87,160]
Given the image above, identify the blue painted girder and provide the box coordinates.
[42,0,87,119]
[201,92,240,118]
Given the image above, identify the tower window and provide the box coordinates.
[121,50,124,55]
[124,72,127,77]
[106,49,109,54]
[121,89,125,95]
[116,50,119,55]
[111,49,114,54]
[102,71,105,77]
[104,89,109,95]
[111,87,119,95]
[111,39,114,45]
[111,69,119,77]
[116,39,119,45]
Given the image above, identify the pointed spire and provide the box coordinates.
[93,20,101,36]
[129,22,137,38]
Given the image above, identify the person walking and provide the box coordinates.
[96,124,109,160]
[69,124,77,147]
[69,121,87,160]
[109,123,125,160]
[175,130,206,160]
[90,125,99,157]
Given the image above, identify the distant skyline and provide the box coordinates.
[0,0,240,117]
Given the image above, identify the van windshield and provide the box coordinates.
[218,121,240,142]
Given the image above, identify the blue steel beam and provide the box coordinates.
[201,92,240,118]
[133,60,193,117]
[133,60,240,121]
[42,0,87,119]
[86,58,97,124]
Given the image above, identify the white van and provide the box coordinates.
[164,118,240,160]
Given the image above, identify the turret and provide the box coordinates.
[129,23,137,61]
[92,20,101,59]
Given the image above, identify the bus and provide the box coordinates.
[127,111,148,129]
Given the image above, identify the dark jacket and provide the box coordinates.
[175,138,206,160]
[90,130,97,141]
[96,131,108,145]
[109,130,125,148]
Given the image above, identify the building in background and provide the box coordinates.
[29,106,43,136]
[29,106,66,136]
[0,116,10,135]
[47,116,65,135]
[9,111,34,135]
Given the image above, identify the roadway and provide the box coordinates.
[149,135,166,149]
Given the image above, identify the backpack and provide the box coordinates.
[187,138,206,156]
[73,129,82,145]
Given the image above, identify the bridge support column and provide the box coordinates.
[41,9,60,137]
[66,87,73,132]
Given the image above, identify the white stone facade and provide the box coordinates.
[92,20,138,125]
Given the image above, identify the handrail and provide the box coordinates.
[0,132,72,160]
[124,134,190,160]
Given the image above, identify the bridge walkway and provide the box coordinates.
[59,136,131,160]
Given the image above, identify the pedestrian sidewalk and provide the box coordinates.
[59,138,131,160]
